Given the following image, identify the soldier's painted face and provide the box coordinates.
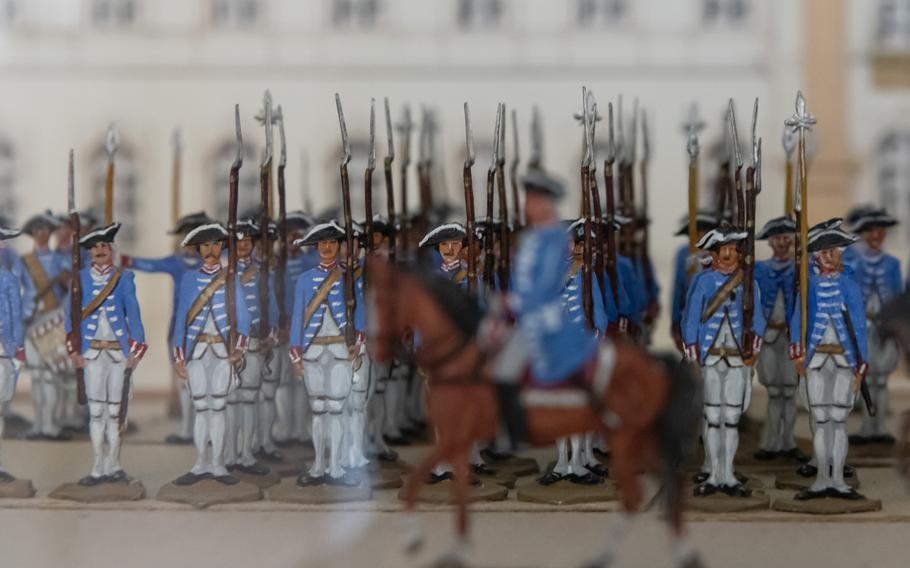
[55,224,74,247]
[199,241,224,265]
[863,226,886,251]
[769,233,794,259]
[713,243,739,272]
[438,239,463,263]
[572,240,584,259]
[524,192,556,227]
[237,236,253,259]
[816,247,842,273]
[318,240,340,262]
[31,226,51,247]
[90,242,113,266]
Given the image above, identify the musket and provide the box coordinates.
[639,108,657,319]
[417,107,433,235]
[528,105,544,171]
[226,104,243,358]
[576,92,605,303]
[729,101,746,233]
[615,96,636,257]
[785,92,815,363]
[741,98,761,360]
[335,94,357,348]
[683,102,705,277]
[603,103,619,306]
[171,128,182,249]
[103,124,119,225]
[257,91,273,342]
[782,124,796,216]
[396,106,413,261]
[275,105,289,330]
[580,87,594,329]
[67,149,86,406]
[365,99,377,259]
[383,98,397,265]
[842,308,876,416]
[715,111,733,224]
[483,106,501,292]
[495,103,510,290]
[463,102,478,296]
[509,108,522,230]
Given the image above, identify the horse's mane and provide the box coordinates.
[401,265,483,339]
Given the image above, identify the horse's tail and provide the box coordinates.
[653,353,702,523]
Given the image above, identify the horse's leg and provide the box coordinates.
[401,440,451,555]
[431,445,473,568]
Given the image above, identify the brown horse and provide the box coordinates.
[367,259,704,568]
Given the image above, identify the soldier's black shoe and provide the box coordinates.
[480,448,512,463]
[753,449,777,461]
[254,448,284,463]
[874,434,897,446]
[0,470,15,483]
[828,487,864,500]
[848,434,873,445]
[326,473,360,487]
[471,463,497,476]
[24,431,44,441]
[780,447,811,463]
[106,470,128,483]
[78,475,105,487]
[165,434,193,445]
[428,472,453,484]
[213,474,239,486]
[384,435,410,446]
[296,473,324,487]
[691,471,710,484]
[844,464,856,478]
[43,432,72,442]
[592,447,611,460]
[734,471,748,484]
[377,450,399,463]
[693,483,718,497]
[173,472,204,486]
[797,464,817,478]
[720,483,752,498]
[226,464,240,472]
[587,463,610,478]
[794,488,826,501]
[569,472,602,486]
[537,471,563,486]
[238,463,270,476]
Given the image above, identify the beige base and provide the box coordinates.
[483,455,540,477]
[398,479,508,504]
[515,478,617,505]
[157,479,262,508]
[687,490,771,513]
[848,443,897,460]
[475,468,517,489]
[0,479,36,499]
[267,478,372,504]
[775,471,860,491]
[772,496,883,515]
[230,469,281,489]
[366,467,403,490]
[50,480,145,503]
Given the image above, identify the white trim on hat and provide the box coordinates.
[78,222,121,246]
[418,223,466,248]
[696,228,748,250]
[181,223,229,247]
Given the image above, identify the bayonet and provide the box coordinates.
[275,104,289,331]
[103,123,119,225]
[483,105,501,291]
[364,98,376,257]
[580,87,594,328]
[509,108,522,228]
[529,105,544,170]
[495,103,510,289]
[603,103,619,306]
[782,123,797,215]
[226,104,242,366]
[383,97,397,264]
[67,148,86,405]
[463,102,477,295]
[729,99,745,229]
[257,92,274,339]
[396,105,413,260]
[335,93,357,347]
[741,97,760,359]
[639,106,657,323]
[580,90,606,306]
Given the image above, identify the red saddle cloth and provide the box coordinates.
[520,352,598,391]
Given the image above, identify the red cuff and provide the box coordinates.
[235,335,248,352]
[752,336,763,353]
[120,254,131,268]
[857,362,868,377]
[128,339,148,359]
[685,344,699,362]
[173,347,185,363]
[15,347,25,362]
[356,331,366,345]
[289,346,303,364]
[788,344,802,360]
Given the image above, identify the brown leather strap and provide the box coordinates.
[185,272,227,327]
[453,270,468,285]
[239,263,258,285]
[89,339,121,351]
[310,335,345,345]
[23,253,59,313]
[814,344,845,355]
[701,269,744,323]
[565,258,582,282]
[303,269,342,329]
[81,268,124,320]
[196,333,224,345]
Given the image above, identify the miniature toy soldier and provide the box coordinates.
[844,209,901,445]
[683,224,765,497]
[753,215,807,461]
[122,211,211,445]
[670,212,718,351]
[418,223,470,289]
[289,220,363,485]
[0,226,25,481]
[20,210,69,440]
[171,223,250,485]
[269,210,317,455]
[65,223,147,485]
[224,218,277,475]
[789,221,868,500]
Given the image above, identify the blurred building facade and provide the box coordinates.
[0,0,904,390]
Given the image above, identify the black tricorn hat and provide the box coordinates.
[284,211,314,234]
[419,223,467,248]
[235,218,262,240]
[567,218,595,242]
[181,223,229,247]
[0,226,22,241]
[369,214,394,236]
[674,211,719,236]
[520,169,566,200]
[696,222,748,251]
[169,211,214,235]
[23,210,61,235]
[78,222,121,249]
[756,215,797,240]
[849,209,898,234]
[807,218,859,253]
[293,220,345,248]
[844,204,879,227]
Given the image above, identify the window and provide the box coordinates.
[0,140,16,226]
[576,0,627,28]
[702,0,750,26]
[211,0,260,29]
[332,0,381,29]
[0,0,18,29]
[91,0,137,28]
[457,0,503,30]
[90,141,138,247]
[878,130,910,242]
[211,139,259,222]
[876,0,910,52]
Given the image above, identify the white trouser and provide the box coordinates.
[0,359,18,471]
[186,350,233,476]
[757,333,798,452]
[84,352,128,477]
[702,360,749,487]
[303,346,353,479]
[343,349,371,469]
[25,339,61,437]
[257,345,281,452]
[806,356,855,492]
[859,321,897,437]
[367,362,392,457]
[226,350,263,466]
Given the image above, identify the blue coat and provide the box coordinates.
[618,255,645,325]
[64,267,146,357]
[789,272,867,367]
[283,249,320,317]
[681,269,766,364]
[289,264,364,354]
[0,267,24,357]
[126,253,201,346]
[172,267,250,359]
[849,251,902,308]
[755,258,796,323]
[511,226,597,383]
[671,244,693,324]
[634,255,660,307]
[237,258,279,338]
[18,249,67,321]
[563,261,609,332]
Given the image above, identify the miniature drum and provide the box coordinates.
[25,307,74,374]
